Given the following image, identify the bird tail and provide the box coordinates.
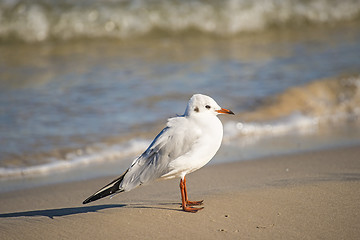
[83,170,128,204]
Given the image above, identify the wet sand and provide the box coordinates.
[1,145,359,239]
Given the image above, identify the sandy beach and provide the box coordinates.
[1,1,360,239]
[1,145,359,239]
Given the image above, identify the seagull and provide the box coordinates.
[83,94,234,212]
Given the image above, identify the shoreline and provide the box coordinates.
[1,145,359,239]
[1,137,360,194]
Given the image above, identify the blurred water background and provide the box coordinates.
[1,0,360,192]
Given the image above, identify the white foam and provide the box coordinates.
[223,112,320,145]
[2,0,360,42]
[0,139,150,179]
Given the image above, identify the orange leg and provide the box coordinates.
[183,177,204,206]
[180,176,204,213]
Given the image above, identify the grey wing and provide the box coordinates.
[119,127,172,191]
[119,120,199,192]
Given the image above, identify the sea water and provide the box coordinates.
[1,0,360,192]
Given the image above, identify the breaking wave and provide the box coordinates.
[1,0,360,42]
[0,139,150,179]
[224,75,360,140]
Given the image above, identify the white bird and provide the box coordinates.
[83,94,234,212]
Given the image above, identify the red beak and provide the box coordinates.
[216,108,235,115]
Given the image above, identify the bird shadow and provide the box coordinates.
[0,202,181,219]
[0,204,125,219]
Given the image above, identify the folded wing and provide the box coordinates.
[83,116,200,204]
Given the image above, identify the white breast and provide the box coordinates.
[162,114,223,179]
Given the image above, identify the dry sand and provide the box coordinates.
[1,145,359,239]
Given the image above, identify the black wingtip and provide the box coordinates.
[83,198,92,205]
[82,170,128,205]
[83,194,96,204]
[83,191,113,204]
[82,187,118,205]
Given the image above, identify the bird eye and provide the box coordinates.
[205,105,211,109]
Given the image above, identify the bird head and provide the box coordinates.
[184,94,234,117]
